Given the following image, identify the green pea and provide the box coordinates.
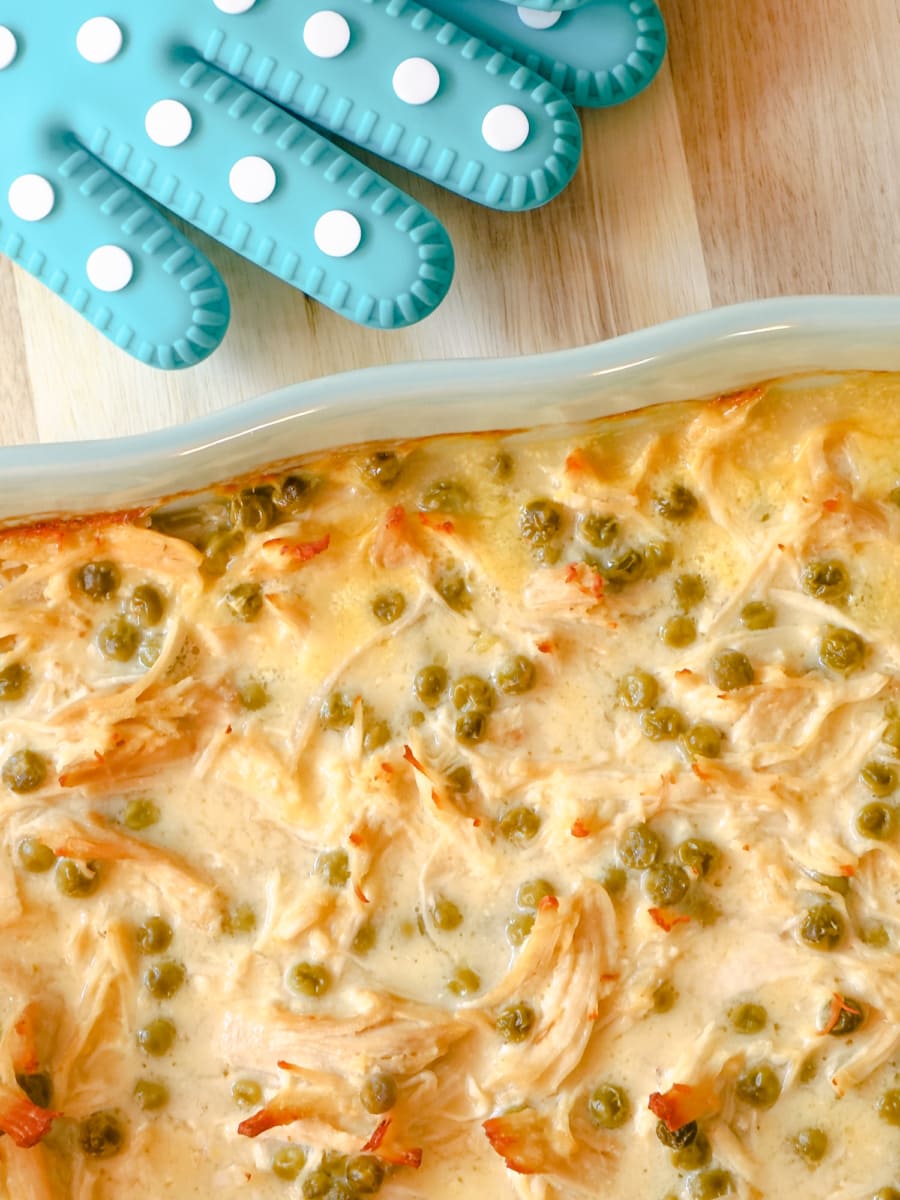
[643,863,689,906]
[655,1118,697,1149]
[371,590,406,624]
[315,849,350,888]
[740,600,776,630]
[654,484,698,520]
[676,839,720,877]
[729,1002,767,1034]
[802,559,849,601]
[360,1073,397,1114]
[617,671,659,710]
[56,859,101,898]
[860,761,897,796]
[736,1063,781,1108]
[792,1127,827,1164]
[496,1002,535,1043]
[420,480,469,512]
[278,473,320,512]
[302,1170,332,1198]
[136,916,173,955]
[452,675,495,712]
[0,662,29,702]
[495,655,536,696]
[362,715,390,752]
[288,962,331,997]
[75,561,119,601]
[230,488,275,532]
[360,450,403,490]
[232,1079,262,1108]
[431,897,463,931]
[16,1071,52,1109]
[144,960,186,1000]
[499,806,541,845]
[79,1110,125,1158]
[97,617,140,662]
[882,718,900,752]
[487,451,513,480]
[320,692,355,730]
[16,837,56,874]
[223,583,263,622]
[682,724,723,758]
[659,615,696,648]
[641,706,685,740]
[506,912,535,947]
[687,1169,733,1199]
[819,995,865,1036]
[516,879,556,910]
[579,513,619,548]
[671,1129,712,1171]
[123,797,159,831]
[3,749,48,793]
[674,574,705,610]
[519,500,562,546]
[351,922,376,955]
[346,1154,385,1194]
[619,823,661,870]
[876,1088,900,1126]
[709,650,754,691]
[587,1083,630,1129]
[819,627,867,674]
[446,764,472,792]
[223,903,257,936]
[644,540,674,573]
[651,979,678,1013]
[447,966,480,996]
[414,665,448,707]
[873,1189,900,1200]
[272,1145,306,1181]
[856,802,897,840]
[129,585,165,628]
[598,548,645,586]
[799,904,844,950]
[137,1017,176,1057]
[456,711,487,744]
[237,678,269,711]
[435,565,472,611]
[133,1078,169,1111]
[201,530,244,578]
[860,923,889,948]
[600,866,627,897]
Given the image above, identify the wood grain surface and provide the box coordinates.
[1,0,897,446]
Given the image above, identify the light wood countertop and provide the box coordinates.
[1,0,897,446]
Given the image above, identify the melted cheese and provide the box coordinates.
[0,373,899,1199]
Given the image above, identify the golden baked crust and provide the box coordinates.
[0,373,898,1198]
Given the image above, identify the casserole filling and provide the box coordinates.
[0,373,898,1199]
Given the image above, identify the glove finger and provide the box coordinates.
[192,1,581,211]
[427,0,667,108]
[84,59,454,330]
[2,133,229,369]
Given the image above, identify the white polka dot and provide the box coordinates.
[303,11,351,59]
[392,57,441,106]
[8,175,55,223]
[516,7,562,29]
[229,156,276,204]
[314,210,361,258]
[145,100,193,148]
[86,245,134,293]
[213,0,256,11]
[482,104,530,153]
[0,26,18,70]
[76,17,123,64]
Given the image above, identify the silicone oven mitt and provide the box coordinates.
[0,0,666,369]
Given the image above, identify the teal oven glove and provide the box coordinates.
[0,0,665,368]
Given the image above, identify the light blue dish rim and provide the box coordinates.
[2,294,899,523]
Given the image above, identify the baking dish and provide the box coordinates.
[1,295,899,523]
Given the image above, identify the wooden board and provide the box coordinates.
[1,0,897,446]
